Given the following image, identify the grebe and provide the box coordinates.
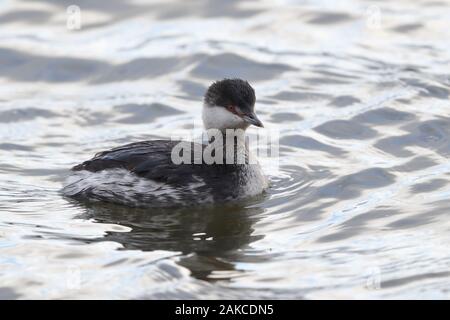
[62,79,268,207]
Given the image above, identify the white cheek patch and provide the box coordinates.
[202,105,247,130]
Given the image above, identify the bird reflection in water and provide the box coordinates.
[73,199,266,281]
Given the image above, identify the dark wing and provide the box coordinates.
[72,140,233,186]
[72,140,183,180]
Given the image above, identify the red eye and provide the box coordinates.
[227,105,236,113]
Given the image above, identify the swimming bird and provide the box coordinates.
[62,78,268,207]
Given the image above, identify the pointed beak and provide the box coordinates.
[242,111,264,128]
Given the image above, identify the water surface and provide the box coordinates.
[0,0,450,299]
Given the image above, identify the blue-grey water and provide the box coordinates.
[0,0,449,299]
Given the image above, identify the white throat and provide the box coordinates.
[202,104,250,163]
[202,104,250,132]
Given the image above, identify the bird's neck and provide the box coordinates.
[206,129,249,164]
